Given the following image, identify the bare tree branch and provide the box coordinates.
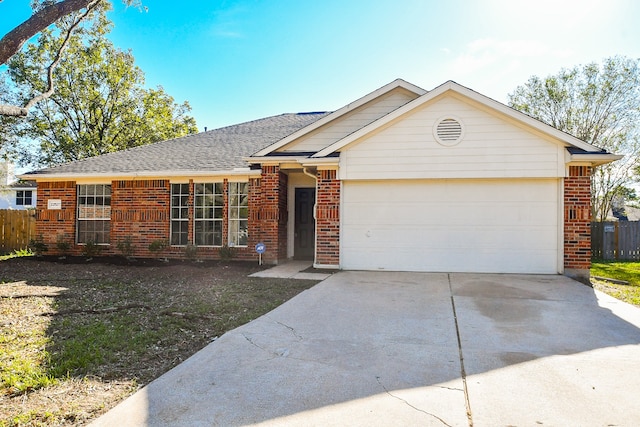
[0,0,103,117]
[0,0,103,65]
[23,1,101,111]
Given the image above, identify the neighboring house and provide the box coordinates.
[21,80,620,281]
[0,162,37,209]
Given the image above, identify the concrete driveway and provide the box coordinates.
[91,272,640,426]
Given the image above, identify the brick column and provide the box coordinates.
[255,166,287,264]
[564,165,592,283]
[316,169,340,267]
[35,181,77,255]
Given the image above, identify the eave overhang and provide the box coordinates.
[567,152,623,166]
[18,168,261,182]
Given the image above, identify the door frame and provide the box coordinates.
[293,187,316,260]
[287,173,317,260]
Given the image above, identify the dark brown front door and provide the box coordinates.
[294,187,315,260]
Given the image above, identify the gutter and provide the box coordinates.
[17,168,261,181]
[568,153,623,167]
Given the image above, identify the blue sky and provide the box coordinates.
[2,0,640,130]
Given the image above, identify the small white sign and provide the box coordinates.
[48,199,62,210]
[604,224,615,233]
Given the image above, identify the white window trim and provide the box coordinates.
[193,182,224,247]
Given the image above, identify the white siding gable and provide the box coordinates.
[339,94,567,180]
[279,88,419,153]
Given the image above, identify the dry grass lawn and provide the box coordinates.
[0,256,318,426]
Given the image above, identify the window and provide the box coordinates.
[228,182,248,246]
[77,184,111,244]
[194,183,223,246]
[16,190,33,206]
[171,183,189,246]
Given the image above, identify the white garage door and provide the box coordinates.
[341,179,560,273]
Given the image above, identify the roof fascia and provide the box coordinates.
[18,169,261,181]
[251,78,427,157]
[313,80,606,158]
[568,153,623,166]
[243,155,309,165]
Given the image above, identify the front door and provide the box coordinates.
[294,187,316,260]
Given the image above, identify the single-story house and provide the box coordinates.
[21,79,620,281]
[1,162,37,209]
[0,181,37,210]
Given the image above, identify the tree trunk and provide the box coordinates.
[0,0,102,66]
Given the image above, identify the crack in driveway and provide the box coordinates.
[375,376,452,426]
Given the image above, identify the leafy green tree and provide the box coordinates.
[508,56,640,221]
[6,16,197,166]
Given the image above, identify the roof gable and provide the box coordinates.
[251,79,426,157]
[338,94,571,180]
[313,80,611,158]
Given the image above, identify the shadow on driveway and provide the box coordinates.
[91,272,640,426]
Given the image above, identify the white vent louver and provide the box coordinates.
[434,117,464,146]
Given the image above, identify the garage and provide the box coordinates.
[341,178,560,274]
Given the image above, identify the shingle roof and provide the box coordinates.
[24,112,330,177]
[8,180,37,188]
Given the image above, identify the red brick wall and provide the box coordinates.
[34,178,261,261]
[316,169,340,266]
[253,166,287,263]
[35,181,78,254]
[111,179,170,258]
[564,166,592,273]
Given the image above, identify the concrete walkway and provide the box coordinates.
[249,260,333,280]
[91,272,640,426]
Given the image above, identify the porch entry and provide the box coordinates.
[294,187,316,260]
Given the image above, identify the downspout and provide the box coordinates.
[302,167,318,266]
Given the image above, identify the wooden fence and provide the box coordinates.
[592,221,640,260]
[0,209,36,254]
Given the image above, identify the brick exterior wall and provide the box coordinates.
[252,166,287,263]
[315,169,340,266]
[35,181,78,254]
[564,165,592,280]
[111,179,170,258]
[34,178,262,261]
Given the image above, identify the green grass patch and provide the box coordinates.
[591,260,640,307]
[0,258,317,425]
[0,249,33,261]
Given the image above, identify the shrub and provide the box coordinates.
[148,239,168,259]
[117,237,135,258]
[82,240,102,259]
[184,243,198,261]
[56,235,71,256]
[28,236,48,256]
[218,244,236,261]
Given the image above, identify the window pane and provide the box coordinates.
[77,185,111,244]
[171,220,188,246]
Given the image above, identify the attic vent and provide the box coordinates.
[434,116,464,146]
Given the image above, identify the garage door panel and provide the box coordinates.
[341,180,559,273]
[345,202,557,227]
